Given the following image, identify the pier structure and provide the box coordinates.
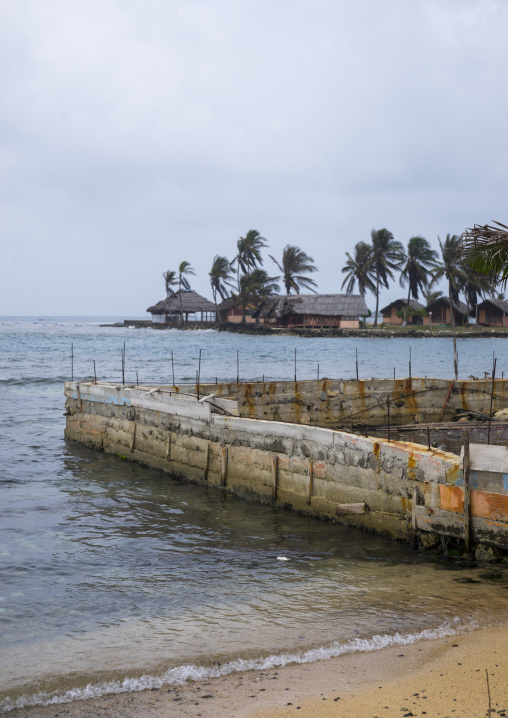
[64,379,508,554]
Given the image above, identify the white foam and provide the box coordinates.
[0,618,475,713]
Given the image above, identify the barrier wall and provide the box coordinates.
[64,382,508,551]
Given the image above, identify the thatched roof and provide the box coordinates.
[217,297,238,311]
[258,294,369,319]
[147,290,216,314]
[426,296,468,315]
[476,297,508,313]
[380,298,424,313]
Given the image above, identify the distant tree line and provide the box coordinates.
[162,227,501,326]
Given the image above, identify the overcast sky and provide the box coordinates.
[1,0,507,316]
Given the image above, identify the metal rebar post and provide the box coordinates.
[427,426,431,450]
[171,351,175,386]
[237,350,239,384]
[93,360,97,384]
[488,358,497,444]
[136,371,139,386]
[356,348,359,380]
[71,343,74,382]
[317,363,320,381]
[409,347,411,380]
[294,348,297,383]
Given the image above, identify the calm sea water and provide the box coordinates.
[1,317,508,712]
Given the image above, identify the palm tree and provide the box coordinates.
[460,262,494,324]
[232,269,279,323]
[269,245,318,295]
[234,230,268,288]
[432,234,467,328]
[341,241,376,297]
[371,228,404,327]
[399,236,440,325]
[209,255,235,324]
[177,261,196,325]
[422,287,443,305]
[162,270,178,298]
[461,221,508,288]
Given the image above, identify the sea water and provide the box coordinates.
[1,318,508,712]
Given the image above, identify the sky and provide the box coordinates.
[1,0,508,316]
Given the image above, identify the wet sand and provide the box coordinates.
[11,624,508,718]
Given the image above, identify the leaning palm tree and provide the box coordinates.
[234,230,268,288]
[209,255,235,324]
[371,228,404,327]
[461,221,508,288]
[162,270,178,298]
[341,241,376,297]
[399,236,440,325]
[460,262,494,324]
[431,234,471,328]
[177,261,196,325]
[232,269,279,323]
[269,244,318,295]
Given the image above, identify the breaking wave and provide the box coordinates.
[1,619,474,713]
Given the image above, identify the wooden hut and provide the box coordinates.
[217,298,260,324]
[147,290,217,324]
[380,299,425,325]
[423,297,469,326]
[475,298,508,327]
[258,294,368,329]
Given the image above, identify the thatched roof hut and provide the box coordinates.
[258,294,368,328]
[147,290,217,323]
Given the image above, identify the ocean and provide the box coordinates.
[1,317,508,712]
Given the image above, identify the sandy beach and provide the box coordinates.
[10,623,508,718]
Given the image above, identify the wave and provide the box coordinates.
[0,618,473,713]
[0,376,71,387]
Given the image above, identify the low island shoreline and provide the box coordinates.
[11,623,508,718]
[102,319,508,339]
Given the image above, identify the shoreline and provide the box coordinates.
[10,623,508,718]
[103,320,508,338]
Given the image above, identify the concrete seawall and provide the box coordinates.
[171,377,508,428]
[64,381,508,552]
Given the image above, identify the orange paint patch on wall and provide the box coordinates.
[439,485,508,522]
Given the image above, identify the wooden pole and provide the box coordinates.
[317,363,320,381]
[488,358,497,444]
[294,348,297,383]
[122,348,125,385]
[271,455,278,500]
[203,443,210,480]
[393,367,395,380]
[221,446,228,486]
[427,426,431,450]
[237,350,239,384]
[356,348,359,380]
[71,343,74,381]
[171,351,175,386]
[306,460,313,504]
[463,431,471,554]
[387,394,391,442]
[410,485,418,550]
[453,337,458,380]
[93,360,97,384]
[136,371,138,386]
[197,349,202,400]
[409,347,412,380]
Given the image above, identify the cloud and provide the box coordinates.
[1,0,507,314]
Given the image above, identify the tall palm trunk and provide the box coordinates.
[373,271,380,327]
[403,283,411,327]
[449,280,456,329]
[179,281,184,326]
